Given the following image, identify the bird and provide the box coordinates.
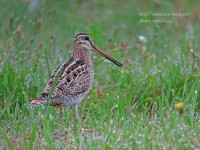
[30,33,123,121]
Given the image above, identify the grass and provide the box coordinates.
[0,0,199,149]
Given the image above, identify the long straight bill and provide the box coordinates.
[91,43,123,67]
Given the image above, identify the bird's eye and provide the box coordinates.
[85,36,89,40]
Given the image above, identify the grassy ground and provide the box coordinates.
[0,0,199,149]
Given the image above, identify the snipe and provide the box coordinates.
[30,33,123,120]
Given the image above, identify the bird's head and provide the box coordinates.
[73,33,123,67]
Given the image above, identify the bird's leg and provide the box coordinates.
[57,106,62,124]
[74,104,80,122]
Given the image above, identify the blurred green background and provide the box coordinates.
[0,0,199,149]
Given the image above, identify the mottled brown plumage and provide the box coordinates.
[30,33,123,120]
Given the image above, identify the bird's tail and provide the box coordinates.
[30,99,47,107]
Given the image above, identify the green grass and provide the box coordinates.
[0,0,199,149]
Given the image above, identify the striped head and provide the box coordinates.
[73,33,123,67]
[74,33,93,50]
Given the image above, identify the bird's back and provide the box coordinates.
[30,58,94,106]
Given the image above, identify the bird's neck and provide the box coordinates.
[72,46,93,67]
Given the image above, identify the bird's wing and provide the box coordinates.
[42,59,88,98]
[52,60,92,98]
[42,59,74,94]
